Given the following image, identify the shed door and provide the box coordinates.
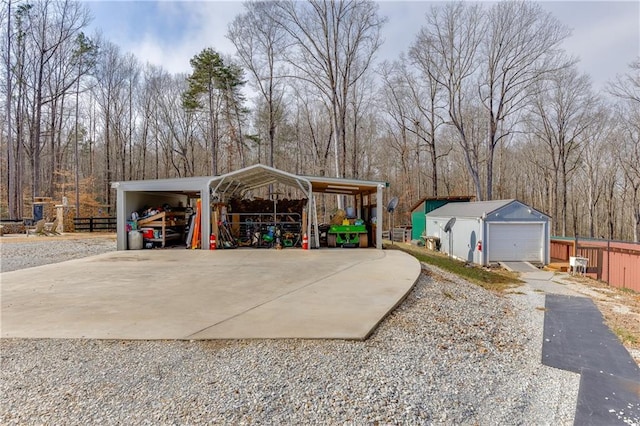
[411,211,425,240]
[488,223,544,262]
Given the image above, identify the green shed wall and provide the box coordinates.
[411,211,425,240]
[425,200,452,214]
[411,198,472,240]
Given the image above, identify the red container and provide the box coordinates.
[142,228,154,239]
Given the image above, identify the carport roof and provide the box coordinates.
[303,174,387,195]
[210,165,387,198]
[112,164,388,198]
[111,176,210,193]
[211,164,316,199]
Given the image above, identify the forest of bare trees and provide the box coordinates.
[1,0,639,242]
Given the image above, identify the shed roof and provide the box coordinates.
[426,199,550,219]
[409,196,474,213]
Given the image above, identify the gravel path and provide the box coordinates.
[0,236,116,272]
[0,239,579,424]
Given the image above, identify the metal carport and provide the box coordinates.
[113,164,387,250]
[113,176,210,250]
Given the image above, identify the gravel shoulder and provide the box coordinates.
[0,233,117,272]
[0,237,579,424]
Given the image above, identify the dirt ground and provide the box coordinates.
[558,274,640,365]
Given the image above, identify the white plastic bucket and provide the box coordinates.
[128,230,143,250]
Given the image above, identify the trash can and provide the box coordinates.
[33,203,44,222]
[128,230,143,250]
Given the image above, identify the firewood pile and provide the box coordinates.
[228,198,306,215]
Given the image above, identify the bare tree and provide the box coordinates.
[72,32,97,213]
[92,40,131,210]
[528,66,598,236]
[378,60,415,201]
[577,107,615,237]
[290,82,333,177]
[2,0,19,218]
[412,1,484,199]
[405,49,448,197]
[18,0,90,199]
[272,0,385,186]
[609,60,640,241]
[9,2,30,215]
[378,56,449,199]
[609,59,640,103]
[156,72,202,177]
[479,1,572,200]
[228,1,287,168]
[346,68,377,179]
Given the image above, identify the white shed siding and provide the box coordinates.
[425,217,483,263]
[426,199,551,265]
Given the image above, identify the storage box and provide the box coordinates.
[141,228,154,239]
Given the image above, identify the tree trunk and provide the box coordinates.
[5,0,17,219]
[74,63,81,214]
[633,186,640,243]
[105,105,111,211]
[562,161,568,237]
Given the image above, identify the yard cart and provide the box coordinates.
[327,223,368,248]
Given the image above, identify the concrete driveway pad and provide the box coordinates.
[1,249,420,340]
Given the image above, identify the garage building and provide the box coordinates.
[113,164,388,251]
[425,199,551,265]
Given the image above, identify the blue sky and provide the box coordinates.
[86,1,640,90]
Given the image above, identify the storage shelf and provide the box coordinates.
[138,211,186,248]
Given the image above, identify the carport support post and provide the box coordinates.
[114,184,126,250]
[201,186,211,250]
[376,184,383,249]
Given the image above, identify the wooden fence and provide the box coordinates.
[550,237,640,292]
[381,227,412,243]
[73,217,117,232]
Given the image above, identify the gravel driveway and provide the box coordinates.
[0,235,117,272]
[0,238,579,424]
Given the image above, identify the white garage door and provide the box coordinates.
[488,223,544,262]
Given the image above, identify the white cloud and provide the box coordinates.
[87,0,639,88]
[88,1,245,74]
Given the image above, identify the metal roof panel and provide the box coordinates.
[427,199,517,218]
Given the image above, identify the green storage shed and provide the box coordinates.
[410,196,473,241]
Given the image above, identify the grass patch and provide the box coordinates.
[388,243,522,292]
[613,327,638,345]
[619,287,639,296]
